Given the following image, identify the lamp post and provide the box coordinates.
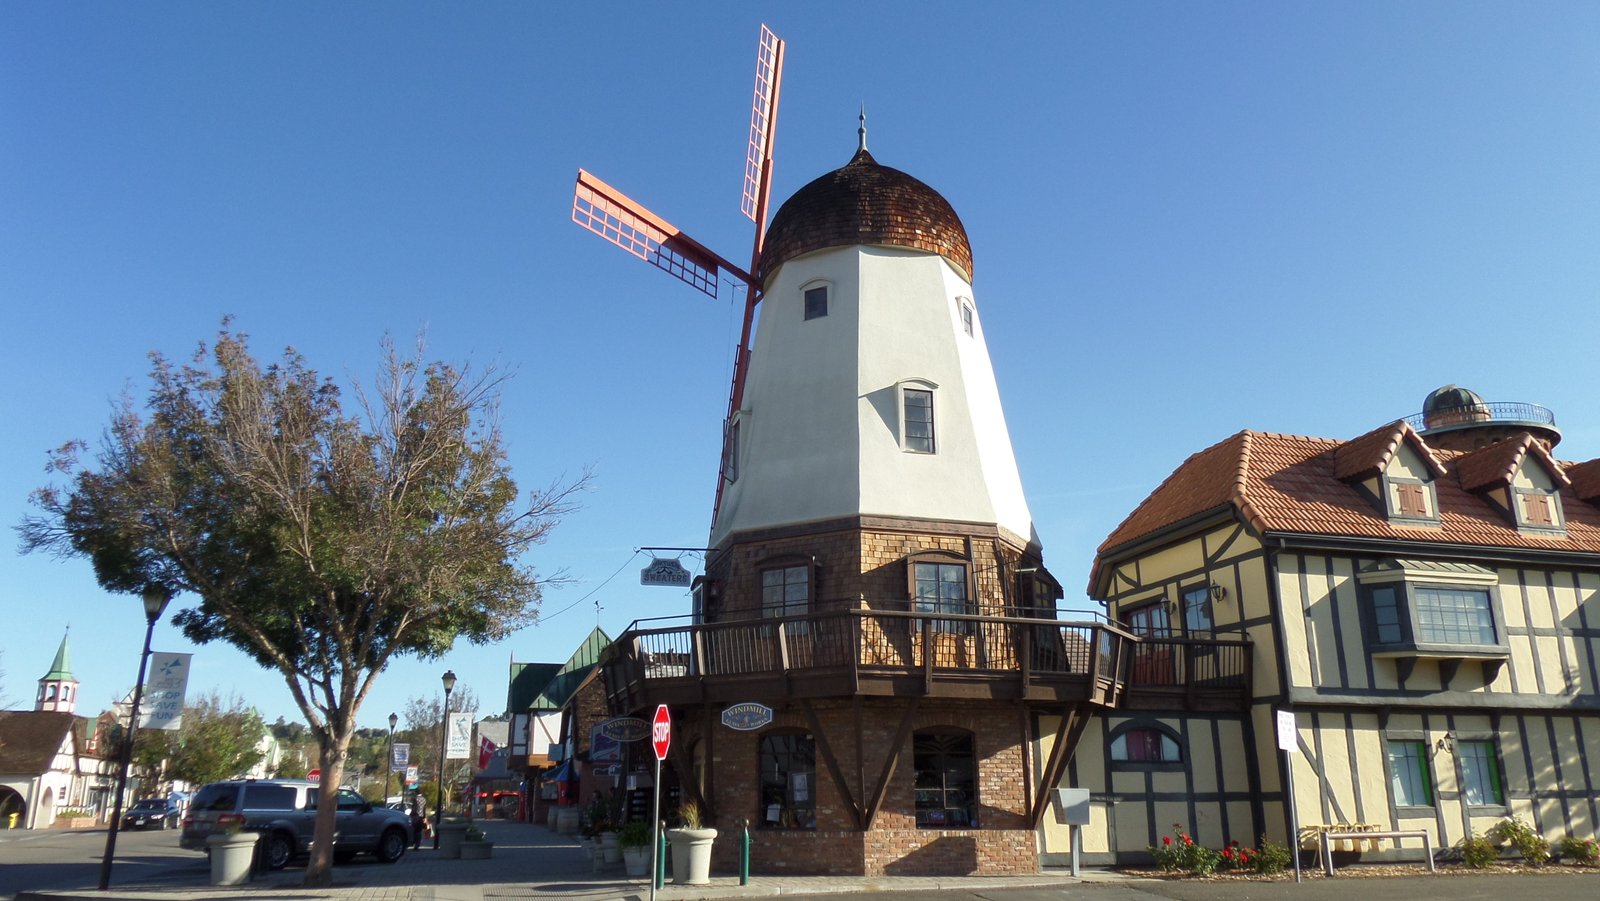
[98,586,171,891]
[386,712,398,803]
[433,669,456,850]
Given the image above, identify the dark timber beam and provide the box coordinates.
[863,697,920,831]
[1028,705,1090,828]
[800,699,865,830]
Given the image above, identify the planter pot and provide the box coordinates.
[666,827,717,885]
[602,831,622,864]
[206,832,260,886]
[437,821,470,859]
[622,845,651,877]
[546,806,558,829]
[460,840,493,859]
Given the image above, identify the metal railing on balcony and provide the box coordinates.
[600,607,1248,712]
[1403,401,1556,433]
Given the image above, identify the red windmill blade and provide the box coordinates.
[570,24,786,525]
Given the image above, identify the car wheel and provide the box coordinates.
[265,832,294,870]
[376,827,407,864]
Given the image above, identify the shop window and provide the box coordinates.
[758,732,816,829]
[913,730,976,829]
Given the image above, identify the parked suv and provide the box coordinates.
[123,797,180,830]
[179,779,411,869]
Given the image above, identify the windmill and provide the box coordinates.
[571,24,785,525]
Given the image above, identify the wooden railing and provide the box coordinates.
[1120,635,1252,712]
[600,609,1248,712]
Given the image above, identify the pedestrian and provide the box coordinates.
[409,792,427,849]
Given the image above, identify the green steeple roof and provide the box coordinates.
[42,632,75,682]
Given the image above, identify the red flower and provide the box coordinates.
[1163,836,1172,845]
[1183,836,1193,845]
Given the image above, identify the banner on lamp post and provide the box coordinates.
[391,743,410,773]
[139,653,192,731]
[445,712,473,759]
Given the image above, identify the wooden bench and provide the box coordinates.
[1317,829,1435,876]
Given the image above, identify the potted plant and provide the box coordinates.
[460,823,493,859]
[665,801,717,885]
[437,816,470,859]
[205,817,260,886]
[619,819,653,877]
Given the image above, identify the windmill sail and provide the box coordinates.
[572,169,748,298]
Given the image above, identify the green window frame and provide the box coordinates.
[1458,739,1504,806]
[1387,739,1433,807]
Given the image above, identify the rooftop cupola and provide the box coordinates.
[1406,384,1561,452]
[36,630,79,714]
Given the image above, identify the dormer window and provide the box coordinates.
[1511,483,1564,535]
[1454,434,1569,536]
[1380,445,1440,525]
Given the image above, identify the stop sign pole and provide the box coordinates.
[650,704,670,901]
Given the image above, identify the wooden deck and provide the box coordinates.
[600,610,1250,713]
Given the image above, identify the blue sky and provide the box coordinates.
[3,2,1597,730]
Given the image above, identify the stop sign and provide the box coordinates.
[651,704,671,760]
[306,768,321,783]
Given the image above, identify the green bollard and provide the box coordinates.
[740,819,751,885]
[655,823,667,889]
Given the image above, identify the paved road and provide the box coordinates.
[0,827,203,899]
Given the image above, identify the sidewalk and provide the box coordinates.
[14,820,1101,901]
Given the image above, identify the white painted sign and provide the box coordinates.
[1276,709,1298,753]
[446,712,473,759]
[140,652,192,731]
[391,742,410,772]
[640,558,692,587]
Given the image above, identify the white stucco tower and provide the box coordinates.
[703,143,1057,621]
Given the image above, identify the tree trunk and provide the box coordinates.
[302,734,352,886]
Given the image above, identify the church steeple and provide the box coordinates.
[36,630,79,714]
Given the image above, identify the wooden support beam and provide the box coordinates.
[1028,706,1091,828]
[862,697,920,831]
[800,698,864,830]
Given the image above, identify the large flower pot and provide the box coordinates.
[555,806,580,835]
[460,839,493,859]
[602,831,621,864]
[666,827,717,885]
[622,845,651,877]
[206,832,260,886]
[437,821,469,859]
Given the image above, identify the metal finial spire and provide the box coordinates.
[858,104,868,152]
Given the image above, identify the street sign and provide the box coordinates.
[307,768,321,783]
[651,704,671,760]
[1276,709,1298,753]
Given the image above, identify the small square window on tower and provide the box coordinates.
[959,301,974,336]
[804,285,828,320]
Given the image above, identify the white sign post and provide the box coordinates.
[1276,709,1302,884]
[139,653,192,731]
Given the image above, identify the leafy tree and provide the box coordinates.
[400,684,480,814]
[20,326,583,885]
[133,692,267,785]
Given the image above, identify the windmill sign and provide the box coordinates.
[640,557,691,587]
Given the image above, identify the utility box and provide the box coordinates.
[1053,788,1091,826]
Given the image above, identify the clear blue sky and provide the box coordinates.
[3,2,1597,730]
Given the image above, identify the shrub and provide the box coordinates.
[1218,841,1253,872]
[1457,832,1498,869]
[1559,835,1599,865]
[618,819,652,849]
[1252,835,1293,875]
[1148,824,1220,875]
[1489,817,1550,866]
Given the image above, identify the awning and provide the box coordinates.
[540,760,575,784]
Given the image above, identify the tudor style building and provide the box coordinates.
[1060,386,1600,863]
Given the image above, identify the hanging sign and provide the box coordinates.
[446,712,473,759]
[1276,709,1298,753]
[720,702,774,731]
[598,717,649,742]
[640,558,692,587]
[391,742,410,772]
[140,652,192,731]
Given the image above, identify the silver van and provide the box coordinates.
[179,779,411,869]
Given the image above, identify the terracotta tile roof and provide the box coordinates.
[1568,459,1600,503]
[1091,429,1600,593]
[1454,434,1571,492]
[1333,420,1446,481]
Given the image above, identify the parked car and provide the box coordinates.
[179,779,411,869]
[122,797,180,830]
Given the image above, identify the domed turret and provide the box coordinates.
[1408,384,1560,451]
[759,149,973,286]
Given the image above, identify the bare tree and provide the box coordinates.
[20,325,585,885]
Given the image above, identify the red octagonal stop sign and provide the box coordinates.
[652,704,671,760]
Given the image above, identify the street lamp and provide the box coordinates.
[386,712,398,803]
[433,669,456,850]
[98,585,171,891]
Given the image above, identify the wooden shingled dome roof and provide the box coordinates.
[759,149,973,285]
